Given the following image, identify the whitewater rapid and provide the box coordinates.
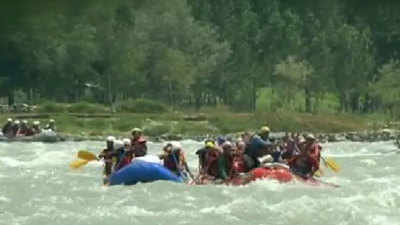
[0,141,399,225]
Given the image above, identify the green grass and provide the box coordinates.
[0,108,389,138]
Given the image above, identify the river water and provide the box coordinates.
[0,141,399,225]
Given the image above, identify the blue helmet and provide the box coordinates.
[217,136,226,146]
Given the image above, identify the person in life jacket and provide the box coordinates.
[11,120,21,138]
[203,141,222,179]
[195,139,216,174]
[98,136,116,179]
[231,140,250,176]
[112,140,125,172]
[32,121,41,135]
[130,128,147,157]
[2,118,14,137]
[217,141,234,182]
[280,133,300,161]
[242,130,274,170]
[17,120,29,136]
[115,138,133,171]
[44,119,56,132]
[288,134,321,178]
[160,141,189,177]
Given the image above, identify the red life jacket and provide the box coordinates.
[232,156,248,174]
[288,142,321,174]
[163,150,181,172]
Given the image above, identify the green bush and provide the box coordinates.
[118,98,169,113]
[68,102,109,114]
[38,102,67,113]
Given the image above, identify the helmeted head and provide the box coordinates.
[22,120,28,124]
[14,120,20,125]
[7,118,13,123]
[204,139,215,149]
[222,141,233,155]
[123,138,131,147]
[49,119,55,124]
[114,140,124,150]
[131,128,143,138]
[259,126,270,135]
[217,136,226,146]
[305,133,316,141]
[106,136,116,149]
[33,121,40,127]
[170,141,182,151]
[163,143,173,153]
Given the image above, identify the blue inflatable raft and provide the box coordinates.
[109,157,183,186]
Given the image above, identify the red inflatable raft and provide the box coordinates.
[229,164,339,188]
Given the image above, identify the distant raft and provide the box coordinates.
[109,155,183,186]
[0,130,60,143]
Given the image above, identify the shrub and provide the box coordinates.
[118,99,169,113]
[38,102,67,113]
[68,102,109,114]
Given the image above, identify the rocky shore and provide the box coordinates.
[2,129,399,145]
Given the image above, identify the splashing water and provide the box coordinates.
[0,141,399,225]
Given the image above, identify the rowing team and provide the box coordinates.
[99,126,324,184]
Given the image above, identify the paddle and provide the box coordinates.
[70,159,89,169]
[78,150,98,161]
[322,156,340,173]
[184,161,195,181]
[70,150,99,169]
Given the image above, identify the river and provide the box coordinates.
[0,141,399,225]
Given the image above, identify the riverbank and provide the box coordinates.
[1,111,398,143]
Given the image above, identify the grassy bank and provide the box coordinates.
[0,110,389,138]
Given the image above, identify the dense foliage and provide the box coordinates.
[1,0,399,115]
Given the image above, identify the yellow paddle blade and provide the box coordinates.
[78,151,97,161]
[314,169,323,177]
[70,159,89,169]
[324,157,341,173]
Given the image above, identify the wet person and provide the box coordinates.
[98,136,116,182]
[202,141,222,180]
[11,120,21,138]
[2,118,13,137]
[17,120,29,136]
[160,142,191,179]
[288,134,321,178]
[130,128,147,157]
[195,139,216,174]
[231,140,250,175]
[217,141,234,182]
[32,121,41,135]
[115,138,133,171]
[242,131,274,170]
[44,119,56,132]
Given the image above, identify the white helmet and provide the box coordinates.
[170,141,182,150]
[123,138,131,146]
[106,136,116,142]
[33,121,40,126]
[114,140,124,150]
[22,120,28,124]
[14,120,20,125]
[49,119,55,123]
[222,141,233,148]
[7,118,13,123]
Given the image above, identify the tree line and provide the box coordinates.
[1,0,400,116]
